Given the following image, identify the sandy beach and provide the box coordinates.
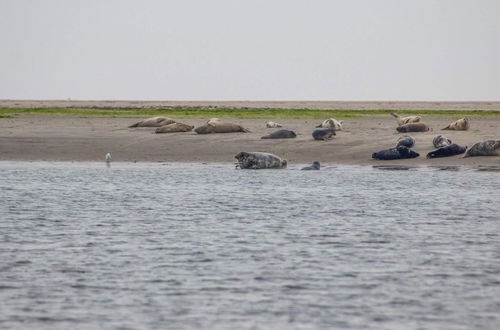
[0,112,499,166]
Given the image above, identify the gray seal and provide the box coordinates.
[312,128,336,141]
[396,135,415,148]
[396,122,430,133]
[426,144,467,159]
[235,152,287,169]
[432,135,452,148]
[129,116,176,128]
[155,123,194,133]
[195,120,249,134]
[301,161,320,170]
[372,146,420,160]
[261,129,297,139]
[442,117,469,131]
[463,140,500,158]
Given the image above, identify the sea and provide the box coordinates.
[1,161,499,330]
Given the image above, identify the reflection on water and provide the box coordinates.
[1,162,499,330]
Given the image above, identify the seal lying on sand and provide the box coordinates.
[195,119,249,134]
[316,118,343,130]
[235,152,287,169]
[312,128,336,141]
[372,146,420,160]
[396,135,415,148]
[396,122,430,133]
[442,117,470,131]
[426,144,467,159]
[266,121,283,128]
[129,117,176,128]
[155,123,194,133]
[463,140,500,158]
[433,135,452,148]
[261,129,296,139]
[390,113,421,126]
[301,161,320,170]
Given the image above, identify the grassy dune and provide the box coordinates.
[0,107,499,119]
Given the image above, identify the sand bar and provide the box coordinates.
[0,113,499,166]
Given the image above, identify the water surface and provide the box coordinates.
[1,162,499,329]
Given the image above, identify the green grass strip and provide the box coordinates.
[0,107,499,119]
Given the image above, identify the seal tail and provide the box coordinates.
[128,122,140,128]
[441,125,450,130]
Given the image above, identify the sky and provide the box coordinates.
[1,0,499,101]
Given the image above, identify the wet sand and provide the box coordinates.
[0,114,499,166]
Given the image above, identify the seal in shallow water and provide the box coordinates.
[463,140,500,158]
[442,117,469,131]
[372,146,420,160]
[128,117,176,128]
[155,123,194,133]
[261,129,296,139]
[396,135,415,148]
[301,161,320,170]
[426,144,467,159]
[312,128,336,141]
[235,152,287,169]
[432,135,452,148]
[396,122,430,133]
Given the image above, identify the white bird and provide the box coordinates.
[105,153,112,163]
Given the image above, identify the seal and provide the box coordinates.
[128,116,176,128]
[396,135,415,148]
[301,161,320,170]
[235,152,287,169]
[390,112,421,126]
[396,122,430,133]
[312,128,336,141]
[442,117,470,130]
[463,140,500,158]
[261,129,296,139]
[426,144,467,159]
[432,135,452,148]
[266,121,283,128]
[195,119,249,134]
[372,146,420,160]
[316,118,343,130]
[155,122,194,133]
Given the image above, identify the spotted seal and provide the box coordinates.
[129,117,176,128]
[396,135,415,148]
[312,128,336,141]
[442,117,470,131]
[235,152,287,169]
[301,161,320,170]
[372,146,420,160]
[155,123,194,133]
[390,113,421,126]
[432,135,453,148]
[463,140,500,158]
[426,144,467,159]
[396,122,430,133]
[261,129,296,139]
[266,121,283,128]
[316,118,343,130]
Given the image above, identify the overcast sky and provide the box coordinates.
[1,0,499,101]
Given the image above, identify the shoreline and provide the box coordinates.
[0,114,499,166]
[1,100,500,110]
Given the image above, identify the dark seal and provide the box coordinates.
[312,128,336,141]
[426,144,467,159]
[372,146,420,160]
[261,129,297,139]
[301,161,320,170]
